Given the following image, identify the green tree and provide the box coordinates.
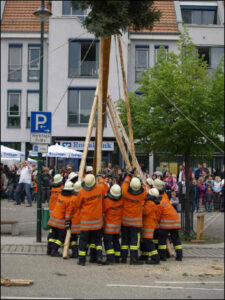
[71,1,161,37]
[117,29,224,238]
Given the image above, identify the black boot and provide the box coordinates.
[89,248,97,263]
[130,258,144,265]
[115,256,120,263]
[139,255,148,261]
[77,257,86,266]
[46,242,52,256]
[70,245,78,258]
[51,244,61,257]
[175,249,183,261]
[146,255,160,265]
[159,250,167,261]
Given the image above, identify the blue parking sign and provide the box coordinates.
[30,112,52,134]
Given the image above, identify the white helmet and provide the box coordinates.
[149,188,159,198]
[68,172,78,182]
[153,179,165,190]
[83,174,96,189]
[74,180,82,193]
[147,178,153,186]
[86,166,93,173]
[53,174,63,184]
[63,181,74,191]
[130,177,141,191]
[110,184,121,198]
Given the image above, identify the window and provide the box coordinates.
[1,142,21,151]
[135,46,149,82]
[26,91,39,128]
[28,45,40,81]
[62,1,87,20]
[69,39,99,77]
[197,46,224,70]
[181,6,217,25]
[197,47,210,67]
[154,45,169,63]
[68,88,95,126]
[8,44,22,81]
[7,91,21,128]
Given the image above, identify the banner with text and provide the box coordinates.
[60,141,114,151]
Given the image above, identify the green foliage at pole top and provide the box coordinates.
[71,1,161,37]
[117,28,224,157]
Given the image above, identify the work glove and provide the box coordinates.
[65,220,71,230]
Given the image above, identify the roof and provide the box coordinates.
[129,1,178,34]
[1,0,51,32]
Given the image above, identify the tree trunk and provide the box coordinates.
[184,152,191,239]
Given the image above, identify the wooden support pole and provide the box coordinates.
[107,107,132,170]
[78,83,99,181]
[107,96,147,188]
[117,34,136,170]
[62,228,71,259]
[96,37,104,175]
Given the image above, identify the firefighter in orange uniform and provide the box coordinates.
[140,188,161,264]
[154,179,183,261]
[47,181,74,257]
[121,168,147,265]
[75,174,106,266]
[47,174,63,255]
[103,184,123,264]
[65,181,82,258]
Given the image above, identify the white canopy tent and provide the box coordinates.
[29,143,83,158]
[1,145,25,159]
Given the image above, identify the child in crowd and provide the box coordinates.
[170,191,180,212]
[204,185,214,212]
[190,180,200,212]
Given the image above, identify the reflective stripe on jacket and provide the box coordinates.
[158,193,181,229]
[75,184,105,231]
[121,175,147,228]
[103,196,123,234]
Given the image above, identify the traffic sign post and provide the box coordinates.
[30,111,52,243]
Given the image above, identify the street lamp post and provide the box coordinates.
[34,0,52,243]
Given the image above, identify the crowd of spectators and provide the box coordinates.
[1,161,224,212]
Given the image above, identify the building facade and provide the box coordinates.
[1,0,224,173]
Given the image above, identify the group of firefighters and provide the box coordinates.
[47,166,183,266]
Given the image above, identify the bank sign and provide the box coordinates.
[60,141,114,151]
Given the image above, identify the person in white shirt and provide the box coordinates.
[14,161,32,207]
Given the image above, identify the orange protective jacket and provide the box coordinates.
[157,192,181,230]
[75,184,105,231]
[103,196,123,234]
[121,175,147,228]
[142,200,159,239]
[98,177,109,195]
[48,192,72,230]
[49,184,63,215]
[65,193,80,234]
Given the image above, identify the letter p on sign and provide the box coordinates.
[35,114,47,131]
